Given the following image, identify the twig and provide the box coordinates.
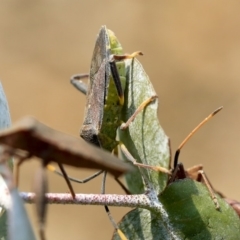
[20,192,151,208]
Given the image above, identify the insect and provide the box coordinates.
[168,106,240,216]
[168,107,223,209]
[0,116,132,240]
[70,27,239,238]
[53,26,170,240]
[69,26,169,174]
[51,27,166,181]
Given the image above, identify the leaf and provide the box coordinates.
[0,82,12,240]
[0,163,36,240]
[0,82,11,130]
[0,210,7,240]
[113,179,240,239]
[3,168,36,240]
[8,188,36,240]
[118,58,170,194]
[0,82,12,177]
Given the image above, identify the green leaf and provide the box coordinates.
[0,210,7,240]
[0,82,12,172]
[0,83,35,240]
[0,82,11,129]
[118,58,170,194]
[0,82,12,240]
[8,189,36,240]
[113,179,240,239]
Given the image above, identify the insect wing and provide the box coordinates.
[80,26,110,147]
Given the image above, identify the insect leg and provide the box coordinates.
[57,163,76,199]
[101,171,128,240]
[110,55,158,130]
[119,142,171,175]
[109,51,143,106]
[47,165,104,183]
[15,152,32,187]
[174,107,223,169]
[112,51,143,61]
[34,162,48,240]
[196,169,220,210]
[120,95,158,130]
[114,177,131,195]
[48,163,130,193]
[70,74,89,94]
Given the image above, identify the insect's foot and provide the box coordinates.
[112,51,143,61]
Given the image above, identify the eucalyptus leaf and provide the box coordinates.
[0,82,12,202]
[113,179,240,239]
[118,58,170,194]
[0,82,12,240]
[0,83,36,240]
[0,82,11,130]
[0,210,7,240]
[8,188,36,240]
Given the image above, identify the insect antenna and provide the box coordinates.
[174,106,223,169]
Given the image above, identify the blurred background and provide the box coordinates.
[1,1,240,239]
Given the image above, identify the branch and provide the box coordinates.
[20,192,151,208]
